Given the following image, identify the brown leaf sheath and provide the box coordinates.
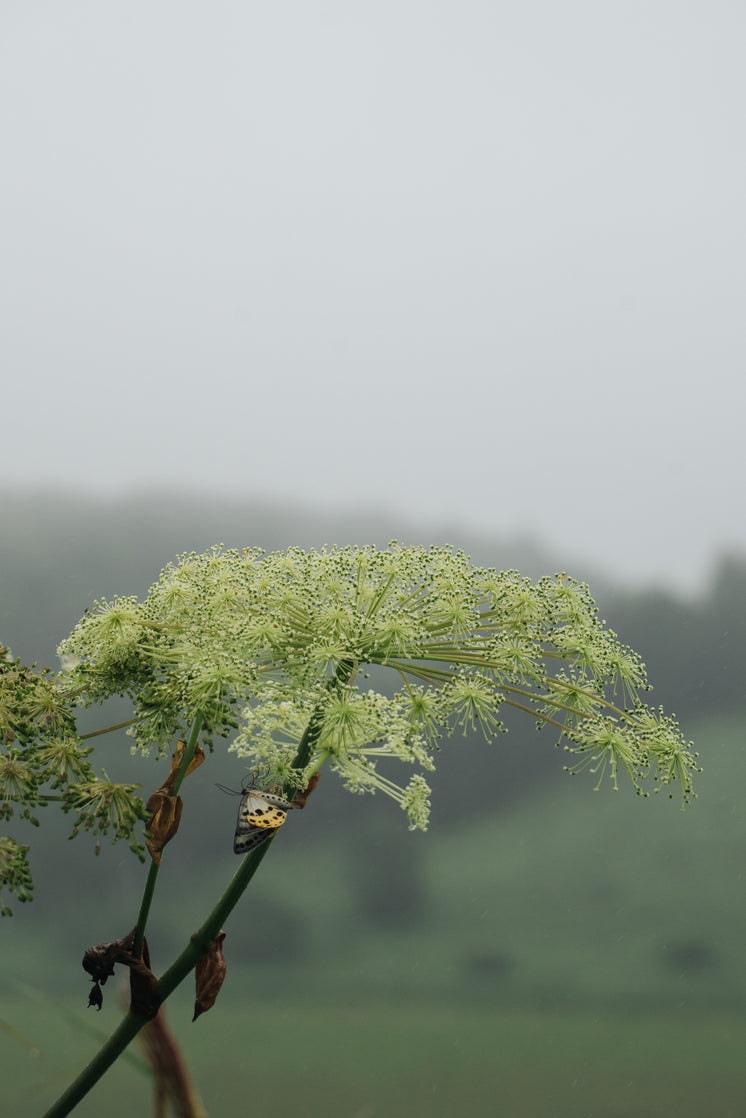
[192,932,227,1022]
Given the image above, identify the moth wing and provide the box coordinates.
[252,791,294,811]
[235,792,264,832]
[245,811,286,831]
[233,826,273,855]
[240,791,292,828]
[234,791,291,855]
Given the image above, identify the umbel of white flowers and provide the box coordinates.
[59,543,697,828]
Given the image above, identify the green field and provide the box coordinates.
[4,714,746,1115]
[4,992,746,1118]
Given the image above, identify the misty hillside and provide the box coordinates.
[2,488,746,1020]
[2,487,744,717]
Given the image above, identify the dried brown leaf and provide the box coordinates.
[141,1006,208,1117]
[192,931,227,1022]
[143,739,206,863]
[83,928,157,1015]
[145,791,183,865]
[161,740,206,794]
[291,771,320,810]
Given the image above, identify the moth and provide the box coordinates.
[234,789,294,855]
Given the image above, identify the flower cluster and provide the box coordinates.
[58,544,698,828]
[0,648,148,913]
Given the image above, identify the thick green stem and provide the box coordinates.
[41,1008,151,1118]
[158,837,274,1001]
[42,840,274,1118]
[43,669,352,1118]
[283,659,355,796]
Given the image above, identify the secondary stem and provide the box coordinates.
[132,714,203,960]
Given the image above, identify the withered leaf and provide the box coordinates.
[129,957,159,1019]
[145,791,183,865]
[82,928,157,1015]
[160,739,206,795]
[143,739,206,864]
[82,942,118,986]
[292,771,320,810]
[140,1007,205,1116]
[87,982,104,1011]
[193,931,227,1022]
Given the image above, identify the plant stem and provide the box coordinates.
[157,837,274,1001]
[42,840,274,1118]
[79,717,143,740]
[132,714,203,960]
[282,659,355,796]
[42,668,352,1118]
[42,1007,152,1118]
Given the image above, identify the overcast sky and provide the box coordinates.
[3,2,745,592]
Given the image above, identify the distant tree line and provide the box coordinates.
[599,554,746,720]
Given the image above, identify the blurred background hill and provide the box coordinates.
[3,486,744,719]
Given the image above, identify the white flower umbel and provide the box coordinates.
[59,545,697,828]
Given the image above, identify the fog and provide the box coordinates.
[3,2,745,591]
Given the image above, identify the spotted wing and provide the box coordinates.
[234,791,293,855]
[233,824,275,855]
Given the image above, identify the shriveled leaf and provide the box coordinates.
[82,928,156,1014]
[145,791,183,865]
[140,1007,208,1117]
[160,740,205,795]
[193,932,227,1022]
[291,771,320,810]
[143,739,205,864]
